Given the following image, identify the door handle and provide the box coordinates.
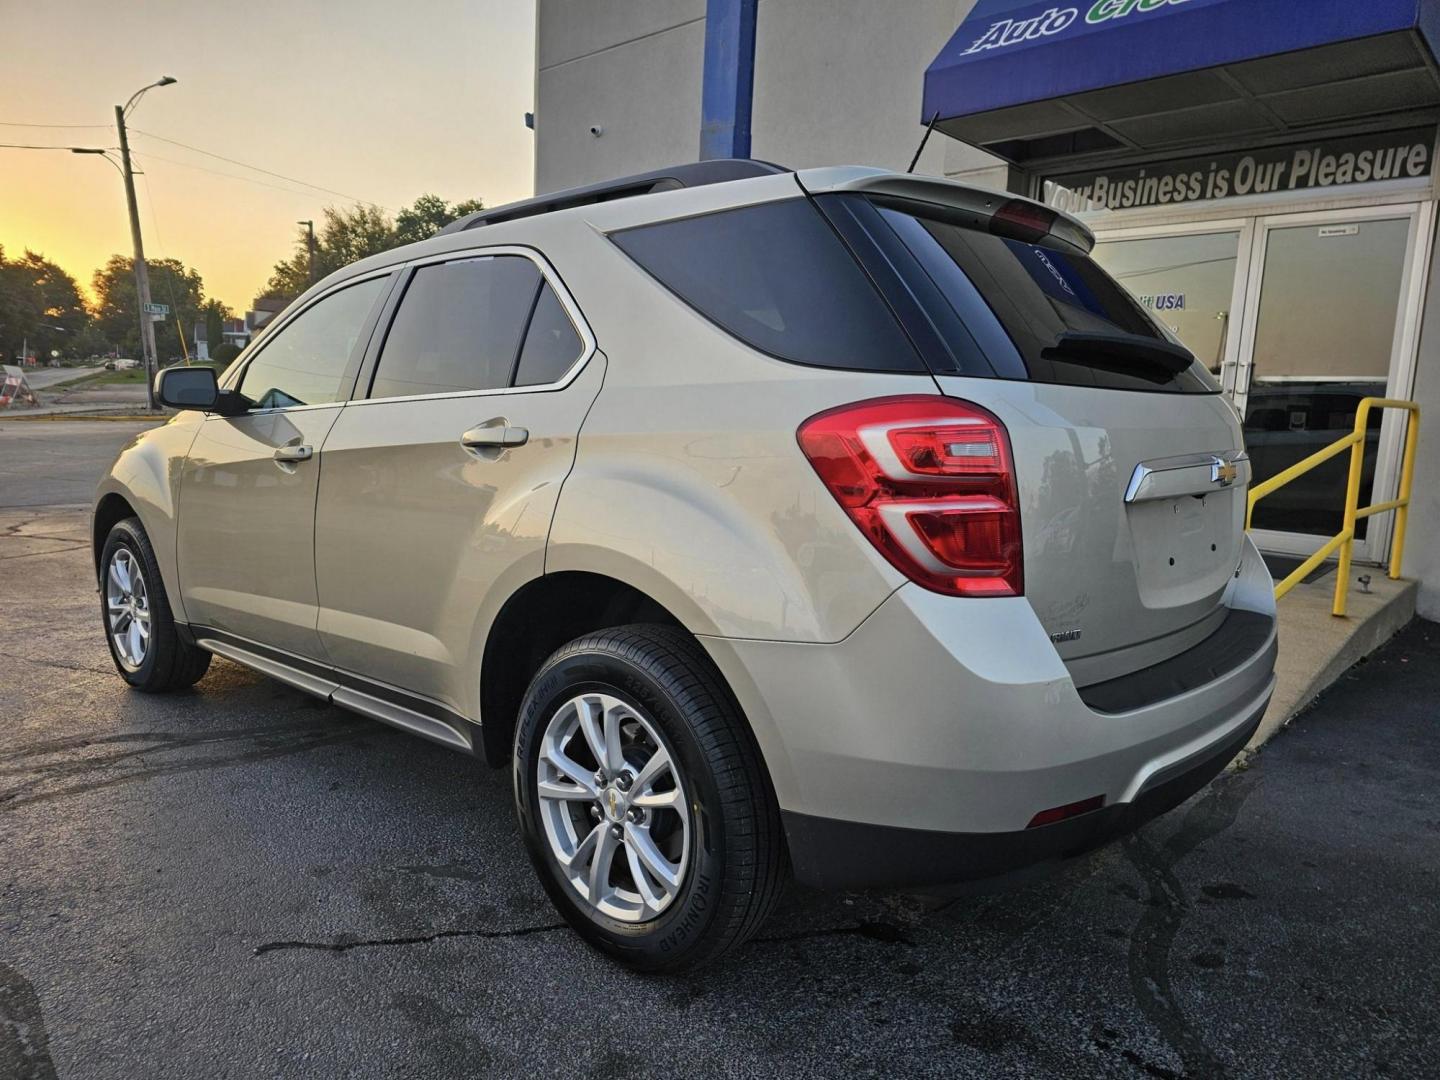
[273,445,314,463]
[461,423,529,449]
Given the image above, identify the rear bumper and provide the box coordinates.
[781,696,1264,891]
[698,536,1277,891]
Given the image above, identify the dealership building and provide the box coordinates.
[533,0,1440,619]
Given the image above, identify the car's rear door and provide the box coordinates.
[312,248,602,718]
[176,272,393,660]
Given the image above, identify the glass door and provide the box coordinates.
[1092,222,1251,391]
[1233,205,1428,560]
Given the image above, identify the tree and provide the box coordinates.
[394,193,485,246]
[210,342,242,371]
[201,298,230,357]
[0,246,91,360]
[262,194,484,302]
[92,255,205,361]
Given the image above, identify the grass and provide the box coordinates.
[52,367,149,388]
[54,363,218,390]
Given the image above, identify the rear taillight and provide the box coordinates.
[797,396,1023,597]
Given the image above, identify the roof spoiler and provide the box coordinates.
[796,169,1095,254]
[440,159,791,234]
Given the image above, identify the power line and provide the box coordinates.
[137,168,195,361]
[130,127,390,208]
[0,120,110,129]
[0,142,98,151]
[129,149,341,201]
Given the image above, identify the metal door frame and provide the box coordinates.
[1094,200,1434,564]
[1231,201,1433,561]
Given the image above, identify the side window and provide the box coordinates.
[610,198,923,372]
[514,283,584,386]
[238,277,386,408]
[369,255,541,399]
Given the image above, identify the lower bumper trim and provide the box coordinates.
[782,700,1266,892]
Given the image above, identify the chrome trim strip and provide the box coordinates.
[347,243,597,407]
[1125,450,1250,504]
[331,686,474,752]
[191,627,476,754]
[196,636,340,699]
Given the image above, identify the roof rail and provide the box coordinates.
[438,159,790,234]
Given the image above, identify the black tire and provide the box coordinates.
[513,624,786,973]
[99,517,211,692]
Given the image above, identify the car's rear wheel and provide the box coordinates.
[100,517,211,692]
[513,624,785,972]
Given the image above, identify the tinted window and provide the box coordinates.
[238,277,386,408]
[370,256,541,399]
[514,283,584,386]
[875,202,1219,394]
[612,199,922,372]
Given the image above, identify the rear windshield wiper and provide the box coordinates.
[1041,331,1196,378]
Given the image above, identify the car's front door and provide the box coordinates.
[313,249,601,717]
[176,272,392,660]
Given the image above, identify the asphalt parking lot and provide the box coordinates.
[2,421,1438,1079]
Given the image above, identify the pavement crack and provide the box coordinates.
[253,922,568,956]
[0,543,89,562]
[7,656,112,677]
[1120,773,1258,1080]
[0,723,365,811]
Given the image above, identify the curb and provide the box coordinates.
[1234,577,1417,768]
[0,413,165,423]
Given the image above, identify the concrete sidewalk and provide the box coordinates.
[1249,567,1416,757]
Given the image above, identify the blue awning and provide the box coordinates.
[924,0,1440,166]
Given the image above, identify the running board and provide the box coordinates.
[193,630,475,754]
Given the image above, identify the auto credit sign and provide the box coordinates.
[961,0,1198,55]
[1045,128,1435,214]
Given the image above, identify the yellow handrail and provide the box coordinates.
[1246,397,1420,616]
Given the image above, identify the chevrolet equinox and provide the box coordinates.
[93,161,1277,972]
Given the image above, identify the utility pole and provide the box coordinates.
[298,220,316,285]
[115,104,160,411]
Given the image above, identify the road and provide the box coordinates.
[0,420,159,508]
[1,423,1438,1079]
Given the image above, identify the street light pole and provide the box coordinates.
[298,220,316,285]
[114,76,176,412]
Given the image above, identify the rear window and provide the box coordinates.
[872,201,1219,394]
[610,199,923,373]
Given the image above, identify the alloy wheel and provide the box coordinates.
[535,692,690,922]
[106,548,151,672]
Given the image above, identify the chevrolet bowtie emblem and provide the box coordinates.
[1212,458,1239,486]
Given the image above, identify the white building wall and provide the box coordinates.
[1402,213,1440,619]
[750,0,1006,187]
[534,0,1006,194]
[535,0,706,194]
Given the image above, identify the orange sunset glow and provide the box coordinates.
[0,0,536,313]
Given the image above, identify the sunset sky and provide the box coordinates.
[0,0,536,313]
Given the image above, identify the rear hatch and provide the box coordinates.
[808,181,1248,685]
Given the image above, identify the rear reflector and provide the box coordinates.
[1027,795,1105,829]
[797,396,1023,597]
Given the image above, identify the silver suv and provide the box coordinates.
[93,161,1277,972]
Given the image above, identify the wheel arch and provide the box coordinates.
[92,491,139,580]
[478,571,687,767]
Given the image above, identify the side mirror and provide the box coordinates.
[154,365,220,411]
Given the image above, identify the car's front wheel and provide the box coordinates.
[513,625,785,972]
[100,517,211,692]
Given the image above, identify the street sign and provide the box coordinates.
[142,302,170,316]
